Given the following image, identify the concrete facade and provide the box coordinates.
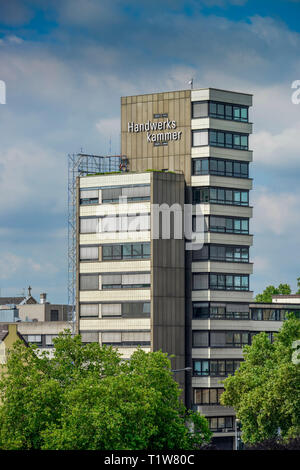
[75,87,300,449]
[77,170,186,397]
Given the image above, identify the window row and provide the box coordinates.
[208,416,235,432]
[192,303,300,321]
[23,334,58,347]
[193,388,224,406]
[193,273,249,291]
[102,243,150,260]
[192,330,275,348]
[81,330,151,346]
[102,330,150,346]
[80,184,150,205]
[192,158,249,178]
[193,359,242,376]
[80,214,150,233]
[192,130,249,150]
[193,302,250,320]
[192,187,249,206]
[80,243,151,261]
[80,273,151,290]
[192,244,249,263]
[192,101,249,122]
[250,308,300,321]
[80,302,151,318]
[193,215,249,235]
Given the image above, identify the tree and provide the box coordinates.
[245,436,300,450]
[296,277,300,295]
[220,314,300,444]
[255,283,291,302]
[0,331,211,450]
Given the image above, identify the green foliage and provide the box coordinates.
[221,315,300,444]
[255,283,291,302]
[0,331,211,450]
[296,277,300,295]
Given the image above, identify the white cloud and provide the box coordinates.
[0,252,57,280]
[252,255,270,273]
[7,35,24,44]
[95,117,120,136]
[252,187,300,235]
[0,143,65,214]
[252,122,300,167]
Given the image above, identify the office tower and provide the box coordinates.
[77,88,253,448]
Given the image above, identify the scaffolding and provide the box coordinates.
[67,153,128,333]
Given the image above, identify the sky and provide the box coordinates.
[0,0,300,303]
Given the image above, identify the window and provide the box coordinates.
[192,303,249,320]
[192,130,208,147]
[50,309,59,321]
[210,359,242,376]
[122,302,151,318]
[192,101,248,122]
[193,273,209,290]
[210,331,249,347]
[80,218,99,234]
[80,304,99,317]
[192,130,249,150]
[193,388,224,405]
[101,274,122,289]
[99,302,151,318]
[210,245,249,263]
[80,274,99,290]
[192,187,249,206]
[101,304,122,317]
[101,273,151,289]
[193,360,209,376]
[101,331,151,346]
[80,189,99,205]
[192,273,249,291]
[27,335,42,344]
[209,216,249,234]
[101,185,150,203]
[100,214,150,233]
[192,158,249,178]
[192,331,209,347]
[193,360,242,376]
[81,332,99,343]
[193,302,209,319]
[192,102,208,118]
[192,244,209,261]
[208,417,234,432]
[192,245,249,263]
[45,335,58,346]
[102,245,122,260]
[250,308,296,321]
[80,246,99,261]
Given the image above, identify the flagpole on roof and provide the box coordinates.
[188,78,193,90]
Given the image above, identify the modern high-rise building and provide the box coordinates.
[76,87,273,449]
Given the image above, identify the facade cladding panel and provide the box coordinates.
[77,170,186,404]
[76,88,266,450]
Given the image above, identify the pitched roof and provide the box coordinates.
[0,296,37,306]
[0,297,25,306]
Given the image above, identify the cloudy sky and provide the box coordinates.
[0,0,300,303]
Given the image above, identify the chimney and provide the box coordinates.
[40,293,47,304]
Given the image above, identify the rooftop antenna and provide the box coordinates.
[188,78,194,90]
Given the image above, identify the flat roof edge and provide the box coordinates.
[121,87,253,99]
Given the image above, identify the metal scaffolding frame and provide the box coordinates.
[67,153,128,333]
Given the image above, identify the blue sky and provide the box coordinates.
[0,0,300,303]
